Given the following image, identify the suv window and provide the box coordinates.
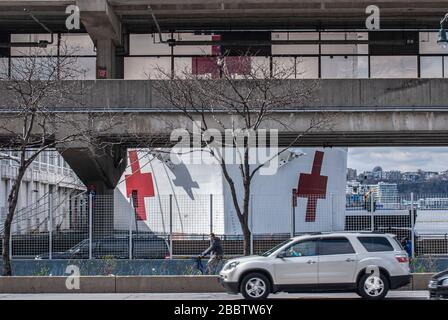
[318,237,355,255]
[283,240,318,257]
[99,238,128,255]
[358,236,394,252]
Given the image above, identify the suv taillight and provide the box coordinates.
[395,255,409,263]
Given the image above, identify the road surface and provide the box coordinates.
[0,291,429,300]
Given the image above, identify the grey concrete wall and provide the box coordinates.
[0,274,432,293]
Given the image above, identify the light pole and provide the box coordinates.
[437,14,448,48]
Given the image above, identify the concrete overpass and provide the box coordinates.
[1,0,446,32]
[1,0,448,78]
[0,78,448,192]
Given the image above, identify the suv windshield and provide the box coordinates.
[260,239,293,257]
[69,240,89,252]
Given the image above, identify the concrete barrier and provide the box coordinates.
[412,273,434,291]
[116,276,225,293]
[0,276,116,293]
[0,274,434,293]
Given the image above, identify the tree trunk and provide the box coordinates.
[2,167,26,276]
[241,222,251,256]
[1,220,12,276]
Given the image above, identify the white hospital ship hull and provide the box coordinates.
[116,147,347,235]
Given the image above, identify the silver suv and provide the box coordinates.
[219,232,411,300]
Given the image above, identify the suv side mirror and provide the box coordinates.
[277,251,286,259]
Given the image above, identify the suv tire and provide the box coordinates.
[240,272,271,300]
[357,272,389,300]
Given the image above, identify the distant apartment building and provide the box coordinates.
[377,182,399,203]
[0,150,85,234]
[346,168,357,181]
[386,170,402,181]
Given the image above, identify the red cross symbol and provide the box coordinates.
[125,150,155,221]
[192,35,251,78]
[297,151,328,222]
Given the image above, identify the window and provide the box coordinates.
[272,57,295,79]
[284,240,318,257]
[358,236,394,252]
[0,58,8,78]
[124,57,171,79]
[444,57,448,78]
[296,57,319,79]
[369,31,418,55]
[420,57,443,78]
[174,33,212,55]
[11,34,58,56]
[370,56,417,78]
[220,32,271,56]
[60,34,96,56]
[69,57,96,80]
[272,32,319,55]
[319,237,355,255]
[321,56,368,78]
[419,32,448,54]
[0,33,9,57]
[129,34,171,55]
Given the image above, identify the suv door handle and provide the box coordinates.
[345,258,356,262]
[307,260,316,264]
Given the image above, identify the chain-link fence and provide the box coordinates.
[1,191,448,260]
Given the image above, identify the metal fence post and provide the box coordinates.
[250,194,253,255]
[370,192,375,232]
[210,194,213,234]
[290,197,294,238]
[169,194,173,259]
[330,193,334,232]
[410,192,415,259]
[48,192,53,260]
[129,201,133,260]
[88,192,93,260]
[9,226,12,259]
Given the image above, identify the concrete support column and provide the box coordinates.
[59,144,127,235]
[96,39,117,79]
[90,182,115,235]
[77,0,123,79]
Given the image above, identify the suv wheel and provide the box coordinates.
[240,273,271,300]
[357,273,389,300]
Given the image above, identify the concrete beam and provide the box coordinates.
[77,0,121,46]
[1,0,447,32]
[1,79,448,147]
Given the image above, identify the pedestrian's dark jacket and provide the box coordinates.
[202,237,224,257]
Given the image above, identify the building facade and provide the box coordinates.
[0,151,85,234]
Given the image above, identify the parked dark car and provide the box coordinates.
[428,269,448,300]
[35,234,170,260]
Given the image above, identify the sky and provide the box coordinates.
[348,147,448,173]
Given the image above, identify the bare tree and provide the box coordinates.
[0,44,121,275]
[154,55,332,255]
